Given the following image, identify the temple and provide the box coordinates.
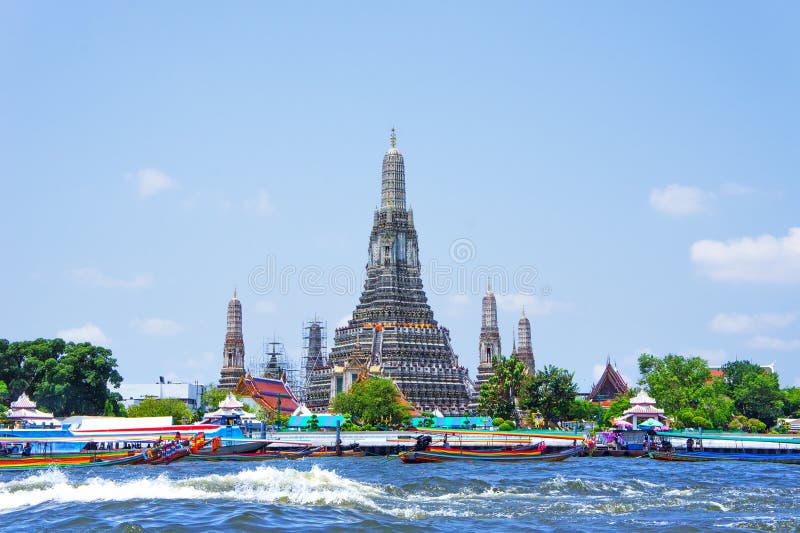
[587,358,629,403]
[516,308,535,372]
[219,289,246,389]
[302,318,331,411]
[475,284,501,388]
[307,130,473,414]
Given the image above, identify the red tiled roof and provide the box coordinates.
[238,376,299,414]
[587,362,629,402]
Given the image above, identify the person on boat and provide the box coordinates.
[686,438,694,452]
[22,442,32,456]
[442,434,450,448]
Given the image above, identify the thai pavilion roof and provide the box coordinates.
[621,390,665,419]
[587,361,629,402]
[629,390,657,406]
[6,407,55,420]
[234,375,300,415]
[218,392,244,410]
[10,392,37,409]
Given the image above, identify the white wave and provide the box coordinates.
[0,465,387,515]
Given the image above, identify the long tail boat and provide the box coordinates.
[0,449,143,471]
[400,445,579,464]
[307,446,367,458]
[649,450,800,464]
[399,435,579,463]
[142,432,206,465]
[188,446,321,462]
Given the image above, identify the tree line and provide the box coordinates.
[0,338,124,417]
[477,355,581,425]
[476,352,800,432]
[637,353,799,430]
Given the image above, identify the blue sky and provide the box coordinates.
[2,2,799,391]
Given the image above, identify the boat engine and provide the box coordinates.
[414,435,432,451]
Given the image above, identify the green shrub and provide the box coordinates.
[748,418,766,433]
[498,421,515,431]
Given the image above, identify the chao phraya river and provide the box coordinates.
[0,457,796,531]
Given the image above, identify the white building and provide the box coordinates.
[114,379,206,410]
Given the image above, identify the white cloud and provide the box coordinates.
[749,336,800,351]
[68,267,153,289]
[245,188,275,216]
[253,300,277,314]
[56,323,110,346]
[710,312,796,334]
[691,227,800,284]
[720,182,755,196]
[495,293,569,315]
[132,168,178,197]
[131,317,183,337]
[649,184,714,216]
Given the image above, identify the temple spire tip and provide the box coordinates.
[390,127,396,148]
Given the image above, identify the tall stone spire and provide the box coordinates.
[219,289,246,389]
[380,128,406,211]
[476,282,501,389]
[307,130,471,415]
[516,308,535,372]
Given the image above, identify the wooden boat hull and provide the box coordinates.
[649,451,800,464]
[400,447,578,464]
[193,441,268,456]
[188,446,321,462]
[308,449,367,458]
[0,450,142,471]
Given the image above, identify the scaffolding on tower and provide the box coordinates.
[247,335,302,399]
[300,317,328,403]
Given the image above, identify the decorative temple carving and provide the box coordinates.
[307,131,472,414]
[219,289,246,389]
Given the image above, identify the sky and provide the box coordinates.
[1,2,799,392]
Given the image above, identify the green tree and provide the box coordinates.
[0,338,123,417]
[330,377,409,426]
[602,390,634,426]
[784,388,800,417]
[478,355,527,420]
[201,386,231,410]
[638,353,712,416]
[521,365,578,423]
[568,399,596,421]
[722,360,783,427]
[307,413,320,431]
[127,397,192,423]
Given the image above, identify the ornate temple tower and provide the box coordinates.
[219,289,246,389]
[475,284,501,389]
[308,130,472,414]
[516,308,535,372]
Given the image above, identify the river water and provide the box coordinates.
[0,456,796,532]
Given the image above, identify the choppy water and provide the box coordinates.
[0,457,797,532]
